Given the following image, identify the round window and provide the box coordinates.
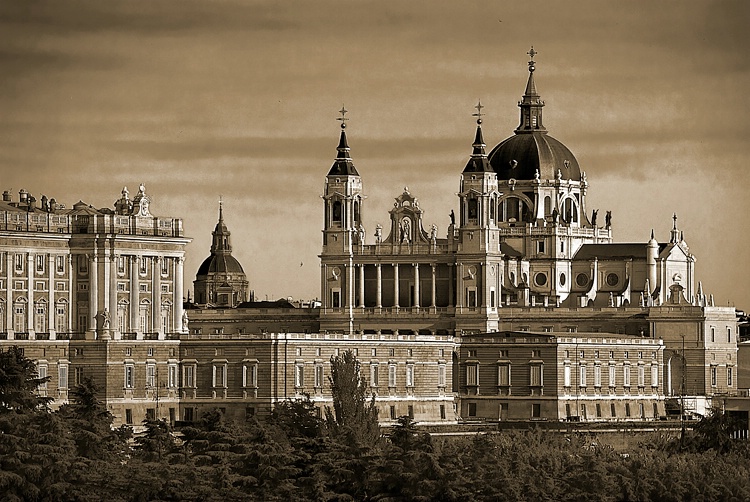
[560,273,566,286]
[535,273,547,286]
[576,273,588,287]
[606,273,619,286]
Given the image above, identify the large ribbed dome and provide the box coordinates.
[197,254,245,275]
[488,133,581,181]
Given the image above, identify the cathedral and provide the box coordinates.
[0,50,739,426]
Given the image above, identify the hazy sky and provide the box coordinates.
[1,0,748,308]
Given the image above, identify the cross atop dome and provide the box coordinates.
[337,105,349,129]
[473,100,484,125]
[527,46,537,72]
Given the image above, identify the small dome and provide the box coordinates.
[487,133,581,182]
[196,254,245,276]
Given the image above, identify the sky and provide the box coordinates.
[1,0,749,308]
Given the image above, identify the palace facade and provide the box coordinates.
[0,51,739,426]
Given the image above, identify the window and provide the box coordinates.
[466,364,479,386]
[74,367,84,386]
[611,403,617,417]
[468,402,477,417]
[407,348,413,358]
[371,348,377,357]
[563,364,571,387]
[579,365,587,387]
[623,365,631,387]
[59,364,68,389]
[728,367,733,387]
[651,365,659,387]
[124,365,134,389]
[147,347,154,357]
[161,258,169,275]
[530,364,543,387]
[15,253,24,272]
[531,403,541,419]
[78,256,87,274]
[711,366,717,387]
[498,363,511,386]
[146,364,156,388]
[579,350,585,359]
[609,351,614,359]
[295,364,304,388]
[117,256,125,274]
[594,364,601,387]
[314,364,324,388]
[467,349,477,358]
[243,364,258,388]
[388,364,397,387]
[728,327,732,343]
[139,257,147,275]
[370,364,379,387]
[213,364,227,388]
[440,405,446,420]
[407,405,414,418]
[596,404,602,418]
[56,255,65,273]
[390,405,396,419]
[125,409,133,425]
[183,365,195,388]
[711,327,715,342]
[594,350,600,359]
[168,364,177,388]
[638,351,643,359]
[183,408,194,422]
[490,288,496,309]
[467,289,477,308]
[499,349,509,358]
[536,241,545,254]
[637,365,645,387]
[625,403,631,417]
[331,290,341,308]
[405,364,414,387]
[609,365,616,387]
[438,363,446,387]
[624,351,629,359]
[389,348,395,357]
[37,364,48,390]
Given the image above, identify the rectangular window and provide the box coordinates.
[438,363,446,387]
[37,364,48,390]
[36,254,45,272]
[243,364,258,388]
[74,367,84,386]
[390,405,396,419]
[563,364,571,387]
[183,365,195,388]
[117,256,125,274]
[139,257,147,275]
[638,365,645,387]
[623,365,631,387]
[314,364,324,388]
[596,403,602,418]
[611,403,617,417]
[78,256,87,274]
[124,365,134,389]
[532,403,541,419]
[371,348,377,357]
[408,405,414,418]
[161,258,169,275]
[331,290,341,308]
[532,349,542,358]
[146,364,156,388]
[467,289,477,308]
[370,364,379,387]
[651,365,659,387]
[56,255,65,273]
[594,350,600,359]
[168,364,177,388]
[295,364,304,388]
[609,351,614,359]
[388,364,397,387]
[536,240,545,254]
[498,363,510,386]
[468,402,477,417]
[440,404,446,420]
[15,253,24,272]
[728,327,732,343]
[466,364,478,386]
[594,364,601,387]
[711,366,717,387]
[625,403,631,417]
[490,288,496,309]
[213,364,226,388]
[184,408,194,422]
[609,365,616,387]
[467,349,477,358]
[59,364,68,389]
[711,327,715,342]
[405,364,414,387]
[125,409,133,425]
[530,364,543,387]
[728,367,733,387]
[579,365,587,387]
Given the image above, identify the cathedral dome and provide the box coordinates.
[488,133,581,181]
[197,254,245,275]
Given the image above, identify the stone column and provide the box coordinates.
[393,263,399,308]
[358,264,365,308]
[431,264,437,308]
[67,255,73,334]
[27,253,34,334]
[5,253,13,334]
[89,253,98,333]
[152,256,161,337]
[376,263,382,308]
[109,254,118,337]
[129,256,138,335]
[48,254,55,339]
[174,256,184,333]
[413,263,420,308]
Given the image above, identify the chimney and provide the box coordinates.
[19,189,28,203]
[2,190,10,202]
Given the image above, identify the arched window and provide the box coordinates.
[353,200,360,225]
[489,197,495,221]
[332,200,343,226]
[506,198,520,222]
[563,198,578,223]
[498,200,504,222]
[467,198,478,223]
[544,196,551,216]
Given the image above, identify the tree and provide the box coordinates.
[324,350,379,445]
[0,346,51,414]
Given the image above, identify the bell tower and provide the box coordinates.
[321,107,364,333]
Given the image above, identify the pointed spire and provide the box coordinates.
[670,213,680,244]
[211,199,232,255]
[328,105,359,176]
[463,101,493,173]
[515,47,546,134]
